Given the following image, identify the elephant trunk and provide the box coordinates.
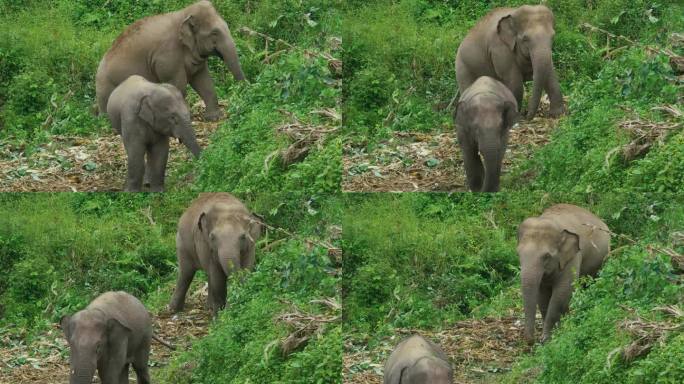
[69,364,96,384]
[521,266,542,345]
[217,32,246,82]
[479,139,503,192]
[175,124,201,158]
[528,45,553,119]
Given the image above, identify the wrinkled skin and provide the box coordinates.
[384,335,453,384]
[517,204,610,345]
[455,76,519,192]
[455,5,564,119]
[169,193,262,317]
[107,75,200,192]
[60,291,152,384]
[96,0,245,122]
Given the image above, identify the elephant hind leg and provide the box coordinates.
[169,247,197,313]
[132,340,151,384]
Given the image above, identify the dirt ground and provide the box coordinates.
[0,283,212,384]
[342,97,561,192]
[0,104,221,192]
[344,315,537,384]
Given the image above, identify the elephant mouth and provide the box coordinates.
[213,48,224,61]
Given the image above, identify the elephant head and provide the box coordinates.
[403,357,453,384]
[60,310,131,384]
[197,205,262,276]
[180,1,246,81]
[138,84,201,158]
[497,5,562,118]
[517,218,580,344]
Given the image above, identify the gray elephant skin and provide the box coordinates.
[107,75,201,192]
[96,0,245,121]
[455,5,564,119]
[384,335,453,384]
[455,76,519,192]
[517,204,610,344]
[169,193,262,317]
[60,291,152,384]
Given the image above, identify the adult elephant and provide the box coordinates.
[517,204,610,345]
[455,5,564,119]
[96,0,245,122]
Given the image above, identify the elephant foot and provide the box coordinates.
[548,105,565,118]
[203,109,225,122]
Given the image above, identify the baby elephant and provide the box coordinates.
[518,204,610,344]
[107,75,201,192]
[455,76,519,192]
[384,335,453,384]
[60,291,152,384]
[169,193,262,317]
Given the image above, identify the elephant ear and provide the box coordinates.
[558,229,581,270]
[198,211,209,234]
[60,315,72,339]
[503,100,519,129]
[180,15,197,50]
[497,15,517,51]
[138,95,155,126]
[248,213,264,240]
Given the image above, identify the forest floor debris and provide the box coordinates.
[275,297,341,357]
[607,305,683,366]
[342,97,561,192]
[0,106,222,192]
[0,283,212,384]
[344,315,534,384]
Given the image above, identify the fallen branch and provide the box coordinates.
[274,298,340,356]
[581,23,679,59]
[606,305,683,368]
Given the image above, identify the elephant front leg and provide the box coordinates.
[190,64,224,121]
[207,264,227,317]
[146,139,170,192]
[124,142,146,192]
[541,280,573,343]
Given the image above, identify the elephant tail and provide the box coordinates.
[91,102,100,116]
[152,334,176,350]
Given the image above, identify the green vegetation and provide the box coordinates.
[0,192,341,383]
